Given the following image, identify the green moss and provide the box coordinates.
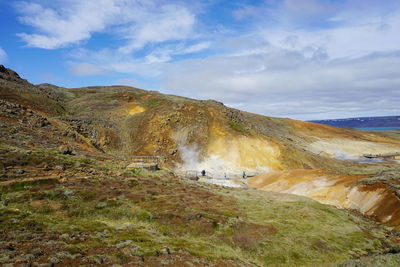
[167,236,243,261]
[338,254,400,267]
[229,121,248,133]
[0,178,59,193]
[37,204,54,214]
[0,144,99,170]
[218,190,388,266]
[0,142,393,266]
[122,168,143,177]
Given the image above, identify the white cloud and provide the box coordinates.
[143,41,211,63]
[160,48,400,120]
[0,47,7,63]
[118,4,195,53]
[33,0,400,120]
[282,0,341,22]
[233,5,262,21]
[16,0,196,51]
[16,0,122,49]
[63,6,400,120]
[178,42,211,54]
[264,12,400,60]
[69,63,107,76]
[67,39,211,75]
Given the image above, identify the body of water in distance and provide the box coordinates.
[355,127,400,131]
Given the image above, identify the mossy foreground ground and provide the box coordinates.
[1,146,400,267]
[1,66,400,266]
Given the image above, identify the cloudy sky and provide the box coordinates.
[0,0,399,120]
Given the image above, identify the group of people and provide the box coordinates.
[200,170,247,179]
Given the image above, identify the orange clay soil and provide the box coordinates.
[248,169,400,228]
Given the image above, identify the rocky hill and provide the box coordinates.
[1,65,400,266]
[5,65,400,171]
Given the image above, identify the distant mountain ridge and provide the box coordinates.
[310,115,400,128]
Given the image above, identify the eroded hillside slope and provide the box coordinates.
[3,64,400,175]
[249,164,400,228]
[34,80,400,176]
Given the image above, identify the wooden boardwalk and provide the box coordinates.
[363,153,400,160]
[126,156,163,170]
[184,170,260,181]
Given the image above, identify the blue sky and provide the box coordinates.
[1,0,400,120]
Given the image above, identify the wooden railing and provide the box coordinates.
[127,156,163,163]
[185,170,260,180]
[126,156,164,170]
[363,153,400,159]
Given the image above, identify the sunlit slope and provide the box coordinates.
[2,63,400,175]
[60,85,400,174]
[1,143,396,266]
[249,165,400,228]
[291,120,400,159]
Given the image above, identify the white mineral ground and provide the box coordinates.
[171,121,400,225]
[247,138,400,226]
[306,138,400,161]
[247,169,400,224]
[177,136,400,227]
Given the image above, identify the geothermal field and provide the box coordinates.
[1,65,400,266]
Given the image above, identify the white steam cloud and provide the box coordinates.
[175,142,269,179]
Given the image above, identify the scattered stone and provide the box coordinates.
[56,251,75,259]
[95,202,108,209]
[43,164,51,171]
[60,233,70,240]
[32,248,44,257]
[15,253,35,262]
[32,263,52,267]
[158,246,171,255]
[185,261,196,267]
[62,189,74,198]
[122,245,139,257]
[43,240,65,248]
[16,169,25,174]
[87,255,105,264]
[58,145,73,155]
[25,254,36,260]
[48,256,60,264]
[39,118,51,127]
[115,240,133,249]
[55,165,66,171]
